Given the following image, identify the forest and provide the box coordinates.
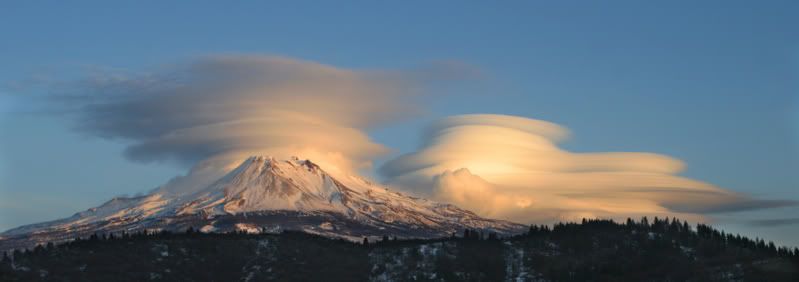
[2,217,797,281]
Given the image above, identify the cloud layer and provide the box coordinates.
[381,114,793,223]
[64,55,459,176]
[57,56,791,224]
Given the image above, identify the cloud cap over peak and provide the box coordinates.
[59,55,466,174]
[382,114,792,223]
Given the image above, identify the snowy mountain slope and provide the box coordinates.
[0,156,526,251]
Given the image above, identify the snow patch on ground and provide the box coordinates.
[199,225,217,233]
[369,243,447,281]
[504,241,546,281]
[234,223,262,234]
[319,222,335,230]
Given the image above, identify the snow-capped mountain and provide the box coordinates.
[0,156,526,251]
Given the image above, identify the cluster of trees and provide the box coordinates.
[517,217,799,280]
[2,217,798,281]
[459,229,500,240]
[524,217,799,260]
[695,223,796,257]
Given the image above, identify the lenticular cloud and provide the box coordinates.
[381,114,792,223]
[66,55,448,175]
[58,56,791,224]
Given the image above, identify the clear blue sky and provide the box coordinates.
[1,1,797,245]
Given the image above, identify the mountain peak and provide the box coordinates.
[184,156,349,215]
[0,156,526,251]
[241,155,322,173]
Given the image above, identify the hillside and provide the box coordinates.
[2,218,797,281]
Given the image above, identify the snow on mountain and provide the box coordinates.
[0,156,526,251]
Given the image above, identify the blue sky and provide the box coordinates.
[1,1,797,245]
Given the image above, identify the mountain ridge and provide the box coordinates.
[0,156,526,251]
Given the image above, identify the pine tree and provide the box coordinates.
[1,251,9,263]
[362,237,369,246]
[33,244,45,254]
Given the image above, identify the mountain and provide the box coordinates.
[0,156,525,252]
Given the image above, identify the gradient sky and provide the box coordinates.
[1,1,797,246]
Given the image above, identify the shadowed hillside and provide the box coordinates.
[2,218,797,281]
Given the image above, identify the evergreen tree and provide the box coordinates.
[362,237,369,246]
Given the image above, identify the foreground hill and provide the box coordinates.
[0,156,524,252]
[2,218,797,281]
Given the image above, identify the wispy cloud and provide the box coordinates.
[746,218,799,227]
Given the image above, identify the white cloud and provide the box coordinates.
[62,55,470,177]
[382,114,793,224]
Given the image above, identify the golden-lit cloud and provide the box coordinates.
[57,56,792,224]
[382,114,793,224]
[64,55,471,178]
